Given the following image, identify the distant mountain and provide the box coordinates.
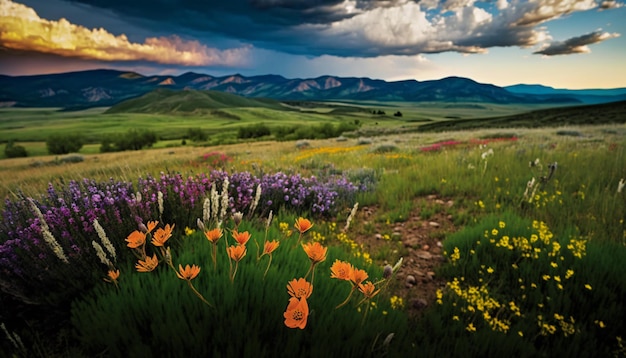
[505,84,626,104]
[0,69,622,109]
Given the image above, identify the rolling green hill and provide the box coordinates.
[417,100,626,132]
[104,88,289,115]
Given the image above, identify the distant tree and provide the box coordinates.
[238,123,271,139]
[4,140,28,158]
[186,127,208,142]
[376,110,386,115]
[46,133,84,155]
[394,111,403,117]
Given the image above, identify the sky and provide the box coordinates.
[0,0,625,89]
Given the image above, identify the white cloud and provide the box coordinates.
[0,0,251,66]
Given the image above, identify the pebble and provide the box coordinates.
[428,221,440,228]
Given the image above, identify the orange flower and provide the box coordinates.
[136,254,159,272]
[232,230,251,246]
[284,297,309,329]
[350,268,369,285]
[330,259,353,281]
[176,264,201,281]
[152,223,175,246]
[146,220,158,234]
[126,230,146,248]
[358,281,380,299]
[287,278,313,299]
[302,242,327,264]
[106,269,120,282]
[204,228,223,244]
[227,245,247,262]
[294,217,313,234]
[263,240,280,255]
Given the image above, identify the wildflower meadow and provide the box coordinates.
[1,125,625,357]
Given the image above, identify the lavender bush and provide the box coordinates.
[0,170,365,309]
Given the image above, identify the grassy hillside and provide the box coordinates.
[417,100,626,132]
[104,88,289,114]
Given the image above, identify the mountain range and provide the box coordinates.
[1,69,625,109]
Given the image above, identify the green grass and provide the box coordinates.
[1,101,625,357]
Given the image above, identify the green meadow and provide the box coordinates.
[0,101,625,357]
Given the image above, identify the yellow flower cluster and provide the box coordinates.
[390,295,404,310]
[537,313,576,337]
[445,278,511,333]
[335,232,373,265]
[294,146,362,162]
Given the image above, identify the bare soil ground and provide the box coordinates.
[352,194,459,319]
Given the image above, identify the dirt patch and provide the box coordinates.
[353,194,458,319]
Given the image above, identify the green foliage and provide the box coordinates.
[71,221,409,357]
[4,140,28,158]
[422,213,626,357]
[46,133,84,155]
[186,127,208,142]
[273,121,359,141]
[99,129,157,152]
[238,123,271,139]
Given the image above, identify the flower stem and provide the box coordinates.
[231,261,239,283]
[187,281,213,307]
[263,254,273,279]
[335,286,355,309]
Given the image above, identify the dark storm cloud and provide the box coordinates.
[18,0,624,58]
[534,30,620,56]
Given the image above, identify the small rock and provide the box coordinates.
[416,251,432,260]
[446,200,454,207]
[375,233,383,240]
[427,271,436,280]
[435,199,445,205]
[427,194,437,200]
[422,244,430,251]
[436,241,443,248]
[428,221,440,228]
[403,237,419,248]
[413,270,425,277]
[405,275,417,287]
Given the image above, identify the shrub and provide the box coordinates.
[46,133,84,155]
[186,127,208,142]
[4,140,27,158]
[238,123,271,139]
[99,129,157,153]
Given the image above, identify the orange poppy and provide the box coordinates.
[263,240,280,255]
[204,228,223,244]
[232,230,251,246]
[287,278,313,299]
[330,259,353,281]
[227,245,247,262]
[136,254,159,272]
[302,242,327,264]
[106,269,120,282]
[146,220,158,234]
[294,217,313,234]
[152,223,175,246]
[350,268,369,285]
[283,297,309,329]
[358,281,380,299]
[176,264,201,281]
[126,230,146,248]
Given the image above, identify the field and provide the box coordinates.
[0,102,625,357]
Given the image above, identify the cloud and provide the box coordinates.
[534,30,620,55]
[49,0,622,59]
[0,0,251,66]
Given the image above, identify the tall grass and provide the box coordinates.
[1,124,624,357]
